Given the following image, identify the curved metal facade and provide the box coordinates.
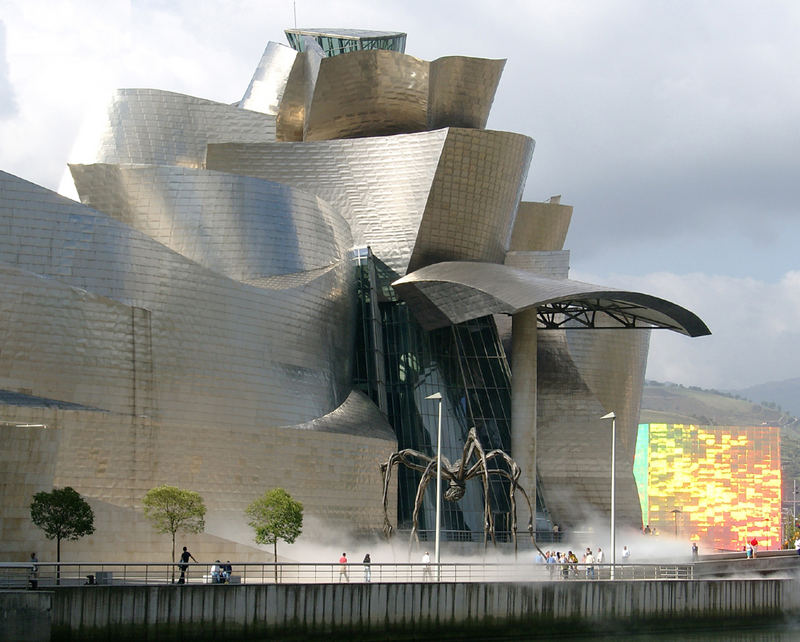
[69,164,352,281]
[255,42,505,142]
[68,89,277,169]
[393,261,711,337]
[428,56,505,130]
[0,27,710,559]
[206,128,533,276]
[239,41,298,115]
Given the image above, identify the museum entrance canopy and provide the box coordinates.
[392,261,711,336]
[285,28,407,57]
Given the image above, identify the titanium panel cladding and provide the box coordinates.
[207,130,449,274]
[428,56,505,130]
[66,88,277,171]
[0,171,354,426]
[409,129,534,271]
[69,164,352,281]
[305,49,429,140]
[240,41,299,115]
[509,201,574,252]
[536,329,650,528]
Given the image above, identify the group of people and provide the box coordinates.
[338,550,434,582]
[536,545,630,579]
[176,547,233,584]
[338,552,374,583]
[210,560,233,583]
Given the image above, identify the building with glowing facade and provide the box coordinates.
[0,28,709,561]
[634,424,782,551]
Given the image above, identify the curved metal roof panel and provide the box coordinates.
[392,261,711,337]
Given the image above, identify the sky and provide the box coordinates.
[0,0,798,391]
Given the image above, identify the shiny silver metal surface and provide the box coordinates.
[509,200,573,252]
[305,50,429,140]
[408,129,533,272]
[66,89,276,171]
[428,56,505,130]
[272,47,505,141]
[536,328,651,528]
[69,164,352,281]
[0,170,355,425]
[275,50,309,141]
[207,130,446,273]
[393,261,711,336]
[207,128,533,275]
[239,41,298,115]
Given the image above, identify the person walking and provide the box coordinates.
[621,545,630,561]
[338,553,349,582]
[363,553,371,583]
[422,551,432,581]
[584,548,595,579]
[178,546,197,584]
[691,542,699,561]
[595,547,604,578]
[794,536,800,556]
[546,550,557,579]
[29,552,38,589]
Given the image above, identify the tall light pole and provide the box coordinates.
[426,392,443,581]
[671,508,682,539]
[601,411,616,580]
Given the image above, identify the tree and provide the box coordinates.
[30,486,95,583]
[142,485,206,581]
[246,488,303,582]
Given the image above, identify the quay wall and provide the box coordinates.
[0,590,52,642]
[24,579,799,640]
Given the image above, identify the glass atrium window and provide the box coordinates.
[285,28,407,57]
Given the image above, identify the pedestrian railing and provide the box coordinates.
[0,561,692,587]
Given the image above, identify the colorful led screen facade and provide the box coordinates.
[635,424,781,551]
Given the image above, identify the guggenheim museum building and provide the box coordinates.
[0,28,709,561]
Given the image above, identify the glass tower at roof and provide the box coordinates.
[285,28,407,57]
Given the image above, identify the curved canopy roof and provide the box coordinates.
[392,261,711,337]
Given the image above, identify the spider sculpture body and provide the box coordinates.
[380,427,536,550]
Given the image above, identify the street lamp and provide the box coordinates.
[425,392,443,581]
[671,508,682,538]
[601,411,616,580]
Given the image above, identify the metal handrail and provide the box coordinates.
[0,561,693,587]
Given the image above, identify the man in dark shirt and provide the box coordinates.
[178,546,197,584]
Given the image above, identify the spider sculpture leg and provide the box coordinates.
[481,448,543,556]
[380,449,436,540]
[464,428,497,547]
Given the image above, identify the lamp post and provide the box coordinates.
[671,508,682,539]
[425,392,443,581]
[601,411,616,580]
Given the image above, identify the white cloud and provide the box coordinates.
[573,269,800,390]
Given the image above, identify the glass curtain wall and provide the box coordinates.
[286,32,407,57]
[354,251,521,542]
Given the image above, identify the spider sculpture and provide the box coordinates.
[380,427,537,551]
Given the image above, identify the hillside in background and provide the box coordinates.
[732,377,800,419]
[640,381,800,498]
